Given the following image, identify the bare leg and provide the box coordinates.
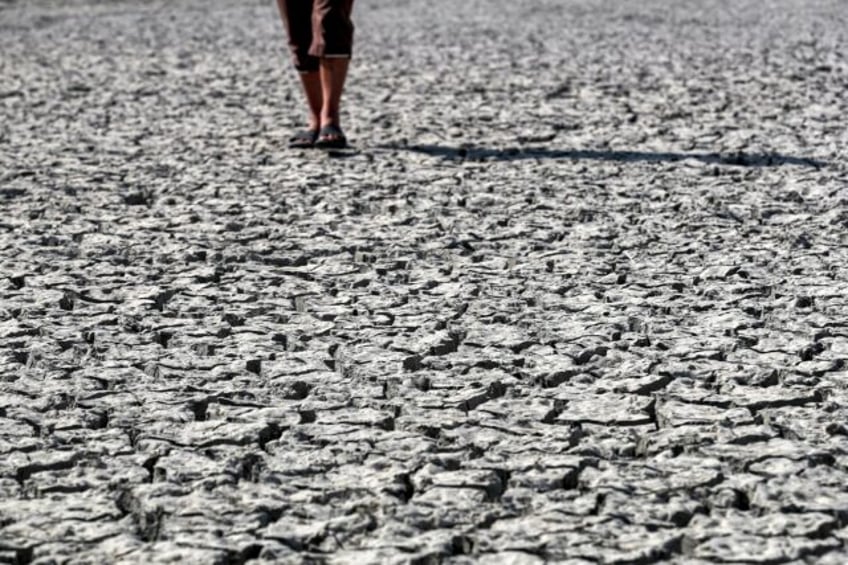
[274,0,322,133]
[318,57,350,141]
[299,71,323,131]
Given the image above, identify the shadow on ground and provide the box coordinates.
[376,143,827,168]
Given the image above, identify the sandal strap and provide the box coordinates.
[290,129,318,141]
[318,125,345,139]
[289,129,319,148]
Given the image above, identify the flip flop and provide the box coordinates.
[288,128,319,149]
[314,125,348,149]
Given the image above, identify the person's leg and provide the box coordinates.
[299,72,323,131]
[319,57,349,132]
[309,0,354,143]
[276,0,322,133]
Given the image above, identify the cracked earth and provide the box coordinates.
[1,0,848,563]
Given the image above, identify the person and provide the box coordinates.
[276,0,355,149]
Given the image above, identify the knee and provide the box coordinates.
[313,1,354,53]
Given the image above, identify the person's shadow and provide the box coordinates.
[375,143,827,168]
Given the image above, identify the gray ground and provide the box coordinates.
[1,0,848,563]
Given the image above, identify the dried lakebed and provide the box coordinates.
[1,0,847,563]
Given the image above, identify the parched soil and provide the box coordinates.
[1,0,847,563]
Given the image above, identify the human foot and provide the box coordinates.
[288,128,319,148]
[314,124,347,149]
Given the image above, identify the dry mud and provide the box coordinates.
[1,0,848,563]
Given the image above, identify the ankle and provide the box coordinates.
[320,112,341,128]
